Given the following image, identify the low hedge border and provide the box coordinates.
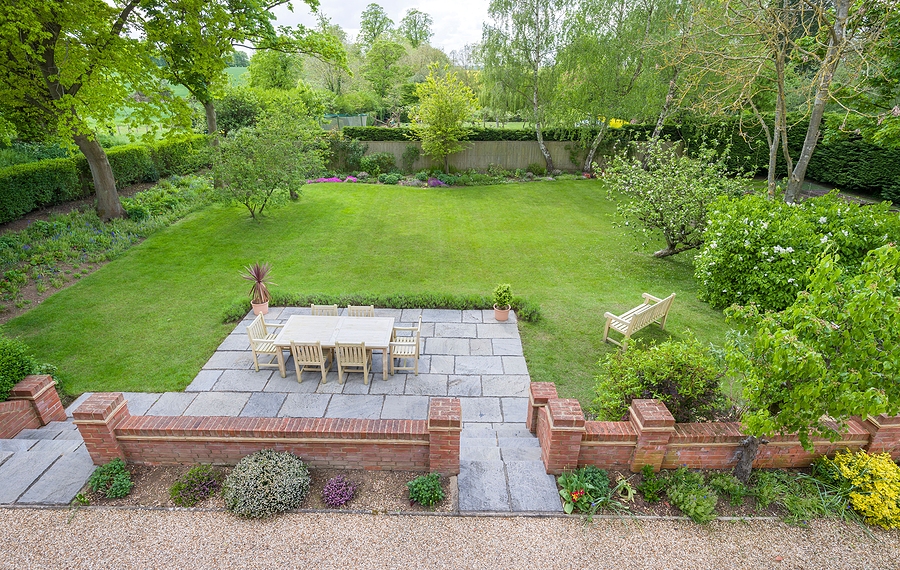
[222,292,542,324]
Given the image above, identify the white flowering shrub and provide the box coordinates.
[222,450,310,518]
[696,192,900,311]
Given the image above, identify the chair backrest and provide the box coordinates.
[347,305,375,317]
[311,304,339,316]
[246,314,268,342]
[291,341,325,365]
[335,342,367,365]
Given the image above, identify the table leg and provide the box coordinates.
[277,349,286,378]
[382,348,388,380]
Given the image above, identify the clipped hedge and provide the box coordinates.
[0,134,210,224]
[222,291,542,323]
[343,126,610,143]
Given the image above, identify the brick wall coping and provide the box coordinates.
[581,421,638,445]
[866,414,900,428]
[547,398,586,430]
[8,375,57,401]
[72,392,126,423]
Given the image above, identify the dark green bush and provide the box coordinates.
[360,152,397,176]
[0,335,37,402]
[526,162,547,176]
[84,144,159,188]
[325,133,368,173]
[88,458,134,499]
[222,450,310,518]
[407,473,445,507]
[666,468,717,524]
[637,464,668,503]
[0,159,83,224]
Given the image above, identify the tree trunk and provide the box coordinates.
[202,99,219,147]
[582,123,609,173]
[443,155,449,174]
[652,71,679,142]
[73,134,125,221]
[784,0,849,203]
[733,435,766,484]
[532,80,554,173]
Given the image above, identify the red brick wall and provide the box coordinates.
[0,375,67,439]
[0,399,41,439]
[578,421,637,470]
[74,393,462,475]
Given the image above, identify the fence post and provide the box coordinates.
[629,399,676,473]
[73,393,130,465]
[428,397,462,475]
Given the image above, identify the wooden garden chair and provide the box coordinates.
[335,341,372,385]
[603,292,676,349]
[311,303,339,316]
[246,314,287,377]
[347,305,375,317]
[389,315,422,375]
[290,341,333,384]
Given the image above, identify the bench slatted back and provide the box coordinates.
[627,294,675,335]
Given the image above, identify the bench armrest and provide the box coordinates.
[641,292,663,304]
[604,312,630,324]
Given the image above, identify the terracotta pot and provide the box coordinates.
[493,304,510,322]
[251,301,269,315]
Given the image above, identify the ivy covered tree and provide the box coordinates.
[726,244,900,482]
[603,138,748,257]
[410,65,479,173]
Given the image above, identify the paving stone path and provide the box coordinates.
[2,308,561,512]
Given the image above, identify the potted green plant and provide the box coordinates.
[492,283,512,322]
[242,262,274,315]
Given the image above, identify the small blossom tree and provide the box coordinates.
[603,139,748,257]
[726,243,900,482]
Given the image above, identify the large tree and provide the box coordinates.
[398,9,433,48]
[0,0,167,219]
[482,0,566,172]
[357,3,393,50]
[248,48,303,90]
[410,65,479,173]
[361,39,408,111]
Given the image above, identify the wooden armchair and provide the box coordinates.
[347,305,375,317]
[335,341,372,385]
[290,341,333,384]
[389,315,422,375]
[311,304,339,316]
[246,314,287,377]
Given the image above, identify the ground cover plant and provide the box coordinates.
[169,464,223,507]
[3,180,729,403]
[88,458,134,499]
[406,473,445,508]
[222,450,311,518]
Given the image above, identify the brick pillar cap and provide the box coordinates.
[72,392,126,422]
[530,382,558,404]
[9,375,55,398]
[547,398,585,429]
[630,399,675,430]
[428,397,462,429]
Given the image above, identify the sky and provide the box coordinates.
[270,0,489,55]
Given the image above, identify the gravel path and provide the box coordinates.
[3,508,898,569]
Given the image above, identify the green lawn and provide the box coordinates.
[3,180,729,406]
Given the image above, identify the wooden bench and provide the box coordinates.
[602,293,676,348]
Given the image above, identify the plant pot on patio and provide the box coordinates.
[492,283,512,322]
[242,262,274,316]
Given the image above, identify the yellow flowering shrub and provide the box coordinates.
[817,450,900,530]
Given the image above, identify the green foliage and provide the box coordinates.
[591,335,725,423]
[605,139,749,258]
[0,334,37,402]
[0,159,84,224]
[214,87,264,136]
[749,469,859,525]
[150,135,211,176]
[359,152,397,176]
[222,291,543,324]
[406,473,444,507]
[88,458,133,499]
[492,283,512,308]
[248,49,303,90]
[637,465,667,503]
[696,192,900,311]
[666,468,718,524]
[526,162,546,176]
[727,244,900,449]
[378,173,401,185]
[707,473,749,506]
[0,142,66,167]
[558,465,625,515]
[401,144,421,173]
[398,8,433,48]
[169,464,223,507]
[222,450,310,518]
[361,39,407,99]
[87,144,160,189]
[814,450,900,530]
[325,131,368,173]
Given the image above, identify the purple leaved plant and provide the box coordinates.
[322,475,357,508]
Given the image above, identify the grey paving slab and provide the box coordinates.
[0,450,60,504]
[325,395,384,419]
[315,375,348,394]
[334,372,374,389]
[455,356,504,375]
[342,377,373,394]
[506,461,563,512]
[45,420,77,430]
[202,350,255,370]
[213,369,272,392]
[145,392,197,416]
[428,355,455,374]
[494,424,533,438]
[28,440,84,454]
[374,308,403,319]
[264,373,320,393]
[279,393,331,417]
[501,398,529,423]
[461,398,502,423]
[368,374,407,395]
[0,450,11,467]
[460,424,498,439]
[482,375,530,397]
[461,310,483,323]
[404,374,448,396]
[122,392,162,416]
[448,375,482,397]
[501,356,529,375]
[433,323,477,338]
[381,396,429,420]
[18,447,95,504]
[184,392,250,417]
[492,338,524,356]
[418,323,436,337]
[400,309,423,322]
[498,436,540,449]
[185,370,222,392]
[0,440,36,453]
[53,429,85,441]
[460,446,501,461]
[476,323,520,339]
[14,428,66,440]
[421,309,462,323]
[469,338,493,356]
[425,337,470,356]
[458,460,510,511]
[240,392,286,417]
[217,334,250,351]
[501,446,543,462]
[461,437,498,448]
[280,306,310,317]
[65,392,93,417]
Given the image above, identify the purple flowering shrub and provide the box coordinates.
[427,177,448,187]
[307,176,359,184]
[322,475,357,508]
[169,464,223,507]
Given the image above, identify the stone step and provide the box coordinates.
[458,459,510,511]
[18,446,95,504]
[0,440,37,453]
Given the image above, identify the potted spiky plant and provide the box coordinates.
[242,262,274,315]
[492,283,512,322]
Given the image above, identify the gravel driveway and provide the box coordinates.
[3,508,898,569]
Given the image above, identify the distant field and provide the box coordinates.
[168,66,248,98]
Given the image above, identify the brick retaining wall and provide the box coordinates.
[530,383,900,474]
[0,375,67,439]
[73,393,462,475]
